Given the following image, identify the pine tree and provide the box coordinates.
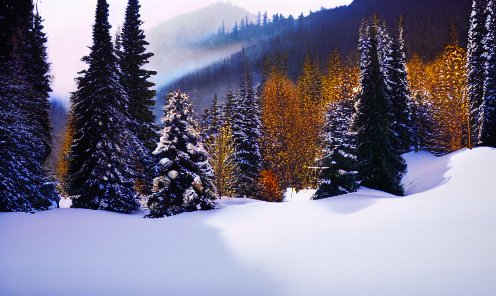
[230,52,262,197]
[407,53,436,152]
[388,17,413,153]
[352,19,406,196]
[480,0,496,147]
[146,91,216,218]
[119,0,157,150]
[66,0,141,213]
[118,0,157,194]
[467,0,488,147]
[0,34,54,212]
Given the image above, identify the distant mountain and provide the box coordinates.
[147,2,255,90]
[157,0,471,114]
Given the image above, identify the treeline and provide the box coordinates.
[161,0,471,113]
[200,5,496,201]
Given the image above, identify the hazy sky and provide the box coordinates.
[36,0,353,101]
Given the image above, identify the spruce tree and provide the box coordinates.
[0,33,54,212]
[352,20,406,196]
[467,0,488,147]
[146,91,216,218]
[66,0,141,213]
[314,99,358,199]
[480,0,496,147]
[119,0,157,150]
[230,53,262,198]
[118,0,157,194]
[388,17,412,153]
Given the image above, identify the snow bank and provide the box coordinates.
[1,148,495,295]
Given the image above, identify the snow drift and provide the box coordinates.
[1,147,495,295]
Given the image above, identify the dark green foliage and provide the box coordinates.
[0,34,54,212]
[118,0,158,194]
[119,0,157,151]
[314,99,358,199]
[66,0,140,213]
[480,0,496,147]
[467,0,488,147]
[230,54,262,198]
[387,19,413,153]
[146,91,216,218]
[352,20,406,196]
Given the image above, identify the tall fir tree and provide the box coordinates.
[0,21,54,211]
[118,0,157,194]
[66,0,142,213]
[480,0,496,147]
[230,52,262,197]
[388,17,413,153]
[119,0,157,150]
[467,0,488,147]
[146,91,216,218]
[352,19,406,196]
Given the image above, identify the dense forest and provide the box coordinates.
[2,0,495,217]
[160,0,471,112]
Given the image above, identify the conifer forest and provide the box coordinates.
[1,0,496,294]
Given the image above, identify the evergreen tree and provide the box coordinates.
[66,0,141,213]
[230,54,262,198]
[118,0,157,193]
[0,34,54,212]
[314,99,358,199]
[146,91,216,218]
[352,19,406,196]
[388,17,413,153]
[480,0,496,147]
[119,0,157,150]
[407,53,436,152]
[467,0,488,147]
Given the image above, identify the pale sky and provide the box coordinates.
[36,0,353,102]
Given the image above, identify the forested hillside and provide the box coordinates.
[159,0,471,112]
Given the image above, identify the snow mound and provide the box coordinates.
[1,148,495,296]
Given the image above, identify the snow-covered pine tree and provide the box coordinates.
[66,0,142,213]
[467,0,488,147]
[119,0,157,150]
[230,52,262,198]
[0,31,54,212]
[352,19,406,196]
[118,0,157,194]
[480,0,496,147]
[387,17,413,153]
[146,91,216,218]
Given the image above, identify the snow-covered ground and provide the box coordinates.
[1,147,495,295]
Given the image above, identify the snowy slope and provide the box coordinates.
[1,148,495,295]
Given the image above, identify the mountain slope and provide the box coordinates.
[159,0,471,113]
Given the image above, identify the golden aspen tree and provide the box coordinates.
[295,56,325,189]
[204,125,236,198]
[261,65,299,191]
[427,45,469,153]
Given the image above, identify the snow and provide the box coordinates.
[1,147,495,295]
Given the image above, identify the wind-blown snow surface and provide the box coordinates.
[1,148,495,295]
